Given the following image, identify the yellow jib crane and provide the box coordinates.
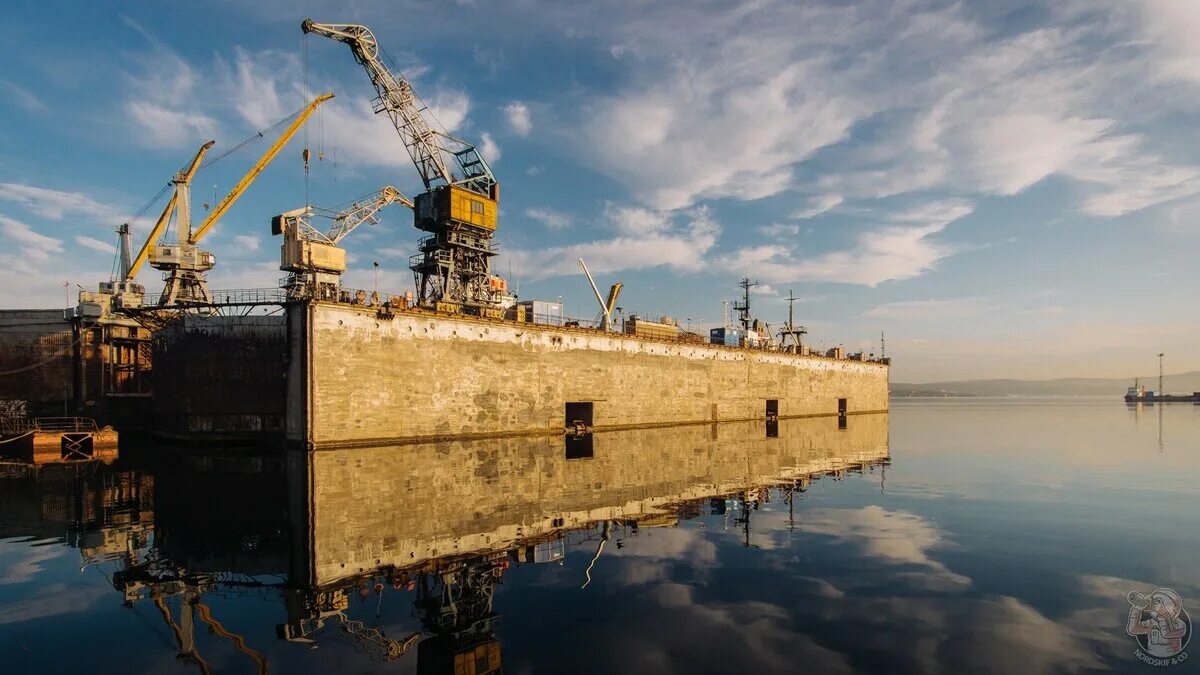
[148,93,334,306]
[126,140,215,291]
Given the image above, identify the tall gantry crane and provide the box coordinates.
[273,186,412,299]
[301,19,506,311]
[148,93,334,306]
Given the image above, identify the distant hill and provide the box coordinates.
[890,371,1200,397]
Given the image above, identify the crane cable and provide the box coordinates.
[197,111,304,171]
[303,31,311,207]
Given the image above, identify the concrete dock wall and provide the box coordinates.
[289,302,888,447]
[295,414,888,587]
[0,310,74,416]
[153,315,287,438]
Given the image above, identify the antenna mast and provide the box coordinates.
[777,289,807,350]
[732,277,758,331]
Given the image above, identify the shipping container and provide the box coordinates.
[626,315,678,340]
[518,300,563,326]
[709,327,744,346]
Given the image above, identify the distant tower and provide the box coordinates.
[1158,352,1165,396]
[117,223,134,281]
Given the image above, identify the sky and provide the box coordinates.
[0,0,1198,382]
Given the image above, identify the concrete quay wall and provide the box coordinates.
[289,302,889,447]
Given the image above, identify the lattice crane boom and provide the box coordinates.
[326,186,411,244]
[301,19,496,198]
[190,93,335,244]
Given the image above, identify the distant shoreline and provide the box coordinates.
[890,371,1200,398]
[890,393,1118,399]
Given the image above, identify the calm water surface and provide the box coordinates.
[1,400,1196,674]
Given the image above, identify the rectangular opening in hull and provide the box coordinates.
[565,401,594,429]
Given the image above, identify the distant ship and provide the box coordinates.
[1124,379,1200,403]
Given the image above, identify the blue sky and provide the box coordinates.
[1,0,1198,382]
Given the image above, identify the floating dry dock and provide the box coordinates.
[149,297,890,449]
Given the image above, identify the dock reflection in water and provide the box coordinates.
[0,415,888,673]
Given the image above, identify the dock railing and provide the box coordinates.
[194,285,889,364]
[204,288,289,306]
[33,417,100,433]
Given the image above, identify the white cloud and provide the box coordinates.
[585,56,865,210]
[605,204,672,236]
[125,101,218,150]
[720,200,972,287]
[0,218,111,307]
[524,207,572,230]
[1133,0,1200,85]
[0,183,127,223]
[427,89,471,134]
[758,223,803,238]
[214,48,475,175]
[120,18,219,149]
[479,131,500,163]
[75,235,116,254]
[233,234,261,251]
[792,194,843,219]
[570,1,981,210]
[0,79,45,113]
[562,1,1200,217]
[506,207,719,280]
[503,101,532,136]
[864,297,987,319]
[818,18,1200,216]
[0,215,63,256]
